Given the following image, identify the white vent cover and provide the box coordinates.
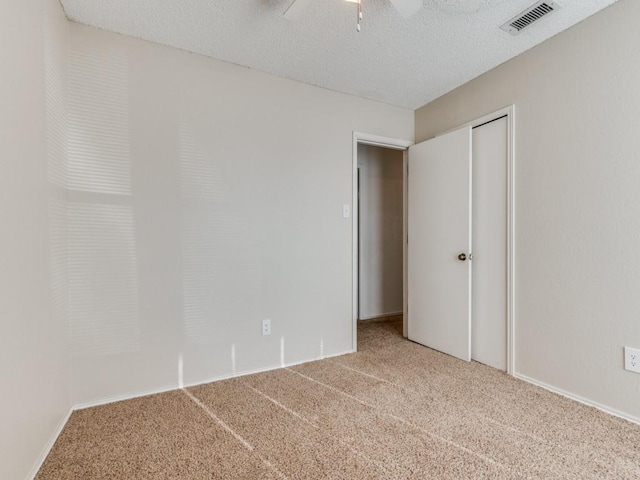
[500,1,560,35]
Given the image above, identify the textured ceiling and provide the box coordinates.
[59,0,619,109]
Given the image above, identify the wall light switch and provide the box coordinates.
[343,204,350,218]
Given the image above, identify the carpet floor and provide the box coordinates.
[37,316,640,479]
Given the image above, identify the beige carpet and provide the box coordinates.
[38,316,640,479]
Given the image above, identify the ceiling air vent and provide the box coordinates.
[500,1,560,35]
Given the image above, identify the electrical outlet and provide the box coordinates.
[624,347,640,373]
[262,319,271,336]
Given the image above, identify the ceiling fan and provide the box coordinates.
[284,0,423,30]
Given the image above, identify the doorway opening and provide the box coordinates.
[357,144,404,324]
[352,133,412,352]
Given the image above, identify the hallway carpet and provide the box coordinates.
[37,316,640,479]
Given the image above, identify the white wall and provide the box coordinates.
[66,23,414,406]
[0,0,72,478]
[358,145,404,319]
[415,0,640,421]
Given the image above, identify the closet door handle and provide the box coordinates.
[458,253,466,261]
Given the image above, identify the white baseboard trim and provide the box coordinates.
[73,349,356,411]
[72,383,182,411]
[358,311,403,321]
[183,349,355,391]
[28,406,74,480]
[513,372,640,426]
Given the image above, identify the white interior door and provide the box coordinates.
[408,126,472,361]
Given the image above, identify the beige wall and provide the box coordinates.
[358,145,404,319]
[0,0,72,478]
[67,23,414,406]
[416,0,640,421]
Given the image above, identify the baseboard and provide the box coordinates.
[73,349,356,411]
[358,311,402,321]
[513,372,640,426]
[73,383,182,411]
[183,349,355,391]
[28,406,73,480]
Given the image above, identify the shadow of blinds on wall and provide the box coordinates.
[67,38,140,357]
[179,118,261,347]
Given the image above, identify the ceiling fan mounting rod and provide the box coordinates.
[357,0,363,32]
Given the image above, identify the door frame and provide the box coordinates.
[352,133,413,352]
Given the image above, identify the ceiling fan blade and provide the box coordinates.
[283,0,314,21]
[389,0,423,18]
